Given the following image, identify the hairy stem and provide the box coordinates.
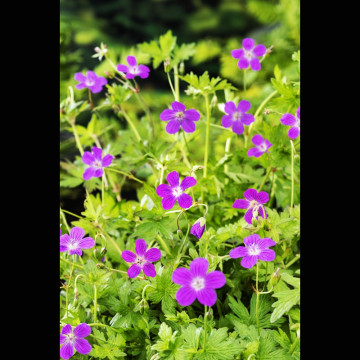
[256,262,260,335]
[258,166,272,192]
[106,168,143,184]
[155,234,172,255]
[93,285,98,322]
[174,65,180,101]
[290,139,295,212]
[119,105,142,143]
[69,117,84,155]
[203,94,211,179]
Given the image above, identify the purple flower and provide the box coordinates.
[117,56,150,79]
[280,107,300,139]
[247,134,272,158]
[74,71,107,94]
[229,234,276,269]
[60,227,95,256]
[82,146,114,180]
[121,239,161,278]
[172,257,226,307]
[231,38,267,71]
[233,188,269,224]
[160,101,201,134]
[222,100,254,135]
[190,217,206,239]
[156,171,196,210]
[60,323,92,360]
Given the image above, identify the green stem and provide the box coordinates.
[255,262,260,335]
[203,94,211,179]
[88,323,108,328]
[174,65,180,101]
[203,306,208,350]
[65,255,76,318]
[289,336,299,355]
[119,105,142,143]
[209,123,232,131]
[61,257,83,270]
[167,72,177,100]
[93,285,98,322]
[284,254,300,269]
[243,69,247,96]
[60,209,71,232]
[155,234,171,255]
[224,136,232,175]
[101,174,105,208]
[61,208,83,219]
[100,229,123,258]
[133,84,154,137]
[258,166,272,192]
[182,130,191,154]
[70,117,84,155]
[290,139,295,213]
[106,168,143,184]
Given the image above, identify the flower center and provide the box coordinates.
[130,66,139,75]
[258,143,267,152]
[135,256,146,266]
[244,50,253,60]
[85,79,95,87]
[233,112,243,122]
[248,244,261,256]
[172,186,183,198]
[191,276,205,291]
[296,117,300,128]
[175,112,185,121]
[93,160,102,169]
[68,241,78,250]
[66,332,75,343]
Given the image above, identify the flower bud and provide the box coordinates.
[210,94,218,108]
[164,58,171,73]
[252,217,258,227]
[100,247,107,255]
[269,267,280,286]
[190,217,206,239]
[179,61,185,74]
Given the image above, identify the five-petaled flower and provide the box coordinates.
[222,100,254,135]
[82,146,114,180]
[190,217,206,239]
[172,257,226,307]
[231,38,267,71]
[247,134,272,158]
[117,56,150,79]
[233,188,269,224]
[74,71,107,93]
[156,171,196,210]
[160,101,200,134]
[60,323,92,360]
[229,234,276,269]
[121,239,161,278]
[60,227,95,256]
[280,107,300,139]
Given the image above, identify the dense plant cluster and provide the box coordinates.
[60,29,300,359]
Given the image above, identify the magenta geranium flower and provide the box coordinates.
[222,100,255,135]
[280,107,300,139]
[82,146,114,180]
[74,71,107,93]
[60,227,95,256]
[172,257,226,307]
[247,134,272,158]
[229,234,276,269]
[156,171,196,210]
[231,38,267,71]
[117,56,150,79]
[60,323,92,360]
[121,239,161,278]
[233,189,269,224]
[190,217,206,239]
[160,101,201,134]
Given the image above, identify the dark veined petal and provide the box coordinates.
[156,184,172,197]
[83,167,96,180]
[251,134,263,145]
[229,246,248,259]
[224,101,236,115]
[117,64,128,73]
[250,58,261,71]
[61,324,73,335]
[172,268,192,286]
[166,171,179,187]
[181,119,196,133]
[70,227,85,241]
[93,168,104,178]
[73,323,91,338]
[196,288,217,307]
[74,72,86,82]
[161,195,177,210]
[222,115,233,128]
[175,286,197,306]
[135,239,147,256]
[60,342,74,360]
[75,83,87,90]
[242,37,255,50]
[243,234,261,247]
[247,147,263,158]
[288,126,300,139]
[237,100,251,113]
[171,101,186,112]
[74,338,92,355]
[121,250,137,263]
[166,119,181,134]
[244,208,255,224]
[127,55,137,67]
[296,107,300,120]
[232,121,244,135]
[145,248,162,262]
[127,263,141,278]
[233,199,250,209]
[190,257,208,277]
[177,193,193,209]
[205,271,226,289]
[241,255,258,269]
[243,188,258,201]
[101,154,114,167]
[69,248,82,256]
[258,238,276,249]
[258,249,276,262]
[82,151,94,165]
[184,109,200,121]
[91,146,103,160]
[78,237,95,250]
[241,113,255,125]
[142,262,156,277]
[256,191,269,204]
[280,113,297,126]
[160,109,176,121]
[180,176,196,191]
[60,235,71,252]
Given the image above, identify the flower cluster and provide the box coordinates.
[281,107,300,139]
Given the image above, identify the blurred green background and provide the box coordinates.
[60,0,300,214]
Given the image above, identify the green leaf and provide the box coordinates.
[270,288,300,323]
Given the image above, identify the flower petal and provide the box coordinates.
[243,234,261,247]
[83,167,95,180]
[256,191,269,204]
[101,154,114,167]
[160,109,176,121]
[224,101,236,115]
[171,101,186,112]
[161,195,177,210]
[176,286,197,306]
[205,271,226,289]
[117,64,128,73]
[241,255,258,269]
[232,121,244,135]
[243,188,258,201]
[258,238,276,249]
[92,147,103,161]
[247,147,263,158]
[288,126,300,139]
[180,176,197,191]
[94,168,104,178]
[237,100,251,113]
[127,56,137,67]
[172,268,192,286]
[167,171,179,187]
[74,338,92,355]
[177,193,193,209]
[184,109,200,121]
[166,119,181,134]
[86,71,97,80]
[244,208,254,224]
[156,184,172,197]
[60,342,74,360]
[60,235,71,252]
[229,246,249,259]
[61,324,73,335]
[258,205,267,219]
[69,248,82,256]
[238,57,249,69]
[126,73,135,79]
[89,85,103,94]
[197,288,217,307]
[241,113,255,125]
[73,323,91,338]
[258,249,276,262]
[127,263,141,278]
[122,250,137,263]
[143,262,156,277]
[70,227,85,241]
[78,237,95,250]
[251,134,263,145]
[253,44,266,57]
[242,38,255,50]
[296,107,300,120]
[60,334,66,344]
[233,199,250,209]
[74,73,86,82]
[181,119,196,133]
[145,248,162,262]
[135,239,147,256]
[231,49,244,59]
[280,113,297,126]
[75,83,87,90]
[250,58,261,71]
[222,115,233,128]
[190,257,208,277]
[82,151,94,165]
[138,64,150,73]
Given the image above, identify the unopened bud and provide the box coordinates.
[177,229,183,237]
[210,94,218,108]
[179,61,185,74]
[100,247,107,255]
[264,109,270,115]
[269,267,280,286]
[164,58,171,73]
[252,217,258,227]
[266,45,274,55]
[190,217,206,239]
